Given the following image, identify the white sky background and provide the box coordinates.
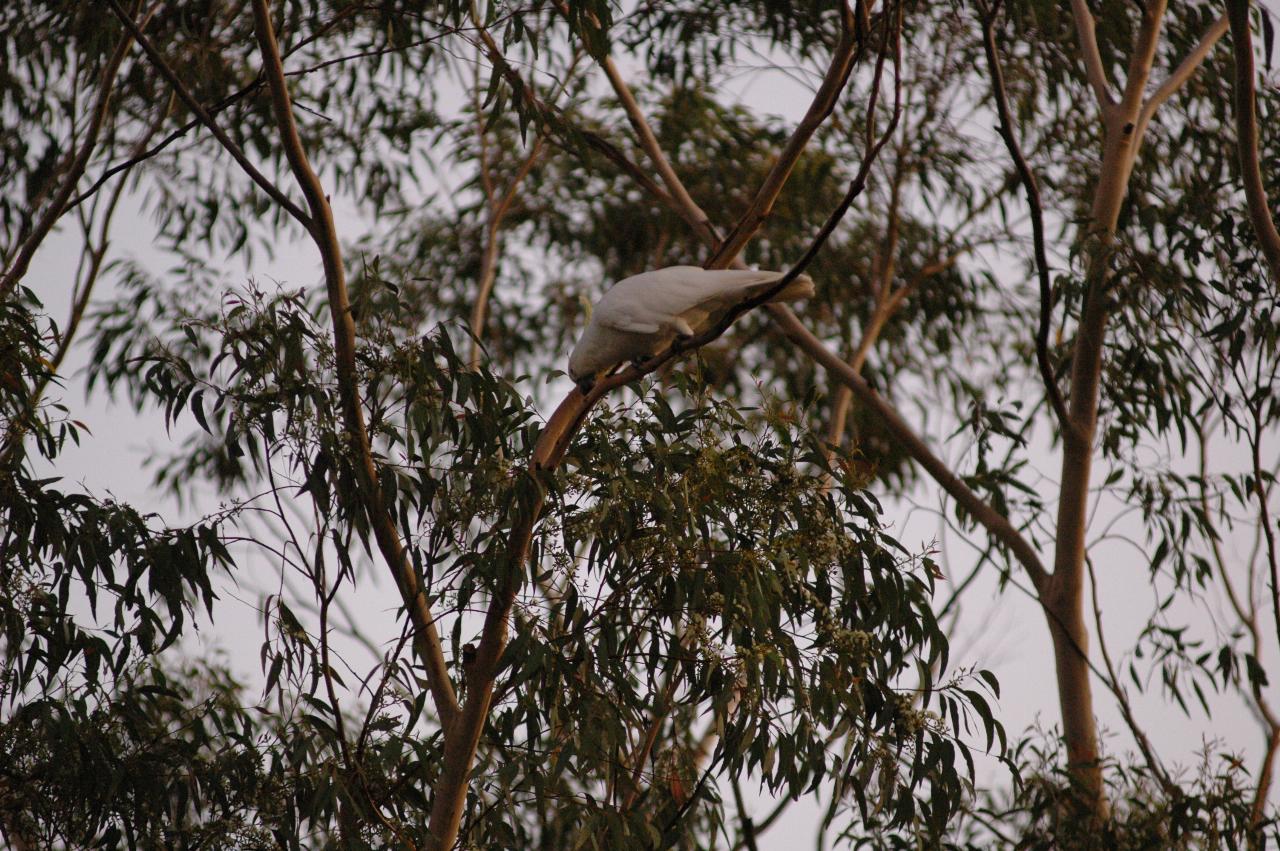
[24,3,1280,846]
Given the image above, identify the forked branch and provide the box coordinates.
[105,0,312,230]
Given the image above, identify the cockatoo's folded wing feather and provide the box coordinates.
[595,266,809,329]
[595,314,663,335]
[570,265,815,381]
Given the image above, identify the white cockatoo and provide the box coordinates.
[568,265,814,388]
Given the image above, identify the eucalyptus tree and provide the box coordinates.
[1,1,1278,850]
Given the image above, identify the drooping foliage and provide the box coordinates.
[1,0,1277,848]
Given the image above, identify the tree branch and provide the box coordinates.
[248,0,459,734]
[105,0,313,232]
[465,39,581,369]
[1070,0,1116,112]
[705,2,861,267]
[1249,410,1280,659]
[1,8,137,299]
[1042,2,1178,821]
[1137,13,1228,137]
[65,7,459,217]
[1118,0,1169,117]
[550,0,722,246]
[980,1,1075,438]
[764,304,1051,592]
[1227,0,1280,282]
[1085,556,1177,796]
[824,254,959,451]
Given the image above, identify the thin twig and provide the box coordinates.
[1,7,139,298]
[106,0,313,230]
[1248,411,1280,659]
[980,0,1075,437]
[1085,555,1177,796]
[63,4,417,215]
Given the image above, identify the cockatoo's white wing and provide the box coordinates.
[568,265,814,383]
[593,266,811,334]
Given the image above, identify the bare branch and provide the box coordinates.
[705,2,860,267]
[1227,0,1280,282]
[1198,425,1280,839]
[1085,557,1178,796]
[467,141,544,368]
[824,254,959,450]
[1253,730,1280,843]
[1070,0,1116,111]
[550,0,721,245]
[1249,413,1280,658]
[1137,13,1228,136]
[248,0,459,734]
[731,777,761,851]
[578,129,679,208]
[467,10,692,235]
[980,2,1075,437]
[765,304,1052,592]
[1118,0,1169,115]
[465,36,581,369]
[623,674,680,807]
[105,0,313,231]
[0,10,137,299]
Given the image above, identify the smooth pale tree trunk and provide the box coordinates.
[1047,21,1155,816]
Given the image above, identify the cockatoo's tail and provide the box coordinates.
[568,266,815,383]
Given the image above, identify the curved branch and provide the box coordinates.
[106,0,313,231]
[1227,0,1280,281]
[981,3,1075,438]
[249,0,459,735]
[1070,0,1116,112]
[1,11,137,299]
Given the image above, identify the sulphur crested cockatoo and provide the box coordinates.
[568,265,814,388]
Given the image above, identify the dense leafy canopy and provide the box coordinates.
[1,0,1278,848]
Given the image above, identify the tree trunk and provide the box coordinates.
[1047,47,1152,819]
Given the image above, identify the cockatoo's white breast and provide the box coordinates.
[568,266,814,384]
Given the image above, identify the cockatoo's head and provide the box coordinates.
[567,335,601,393]
[568,319,617,392]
